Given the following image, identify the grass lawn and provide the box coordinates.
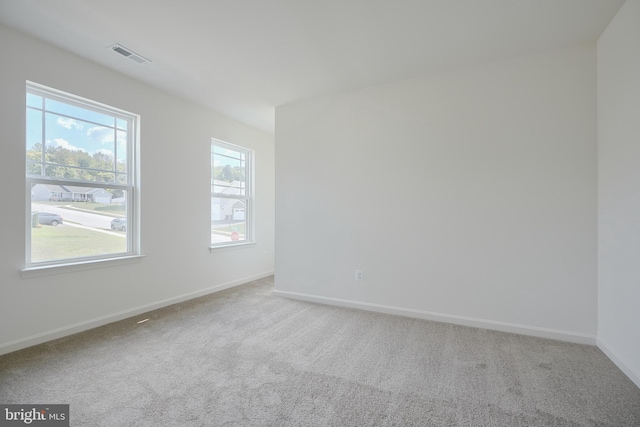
[31,225,126,263]
[211,223,246,236]
[38,201,125,213]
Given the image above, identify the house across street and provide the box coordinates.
[31,184,113,204]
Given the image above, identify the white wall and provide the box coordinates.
[0,24,275,354]
[597,0,640,388]
[275,45,598,343]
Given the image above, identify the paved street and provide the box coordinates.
[32,203,124,236]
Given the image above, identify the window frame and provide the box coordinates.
[24,81,140,270]
[210,138,254,249]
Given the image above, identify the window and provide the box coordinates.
[211,139,253,247]
[25,82,139,268]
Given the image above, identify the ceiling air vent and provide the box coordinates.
[110,44,151,64]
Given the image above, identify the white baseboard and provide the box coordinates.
[273,289,597,345]
[0,271,274,356]
[597,338,640,389]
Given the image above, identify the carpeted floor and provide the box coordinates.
[1,276,639,426]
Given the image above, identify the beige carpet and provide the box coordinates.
[1,276,639,426]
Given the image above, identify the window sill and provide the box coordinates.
[209,242,256,253]
[21,255,145,279]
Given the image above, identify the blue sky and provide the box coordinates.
[211,145,245,168]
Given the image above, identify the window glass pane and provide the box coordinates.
[26,109,43,176]
[212,146,246,196]
[43,165,115,183]
[211,196,247,244]
[30,185,128,263]
[27,161,42,176]
[27,93,42,109]
[27,109,43,150]
[116,118,127,131]
[212,179,245,196]
[212,145,235,156]
[45,98,114,127]
[116,130,127,167]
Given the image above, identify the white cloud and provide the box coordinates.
[49,138,83,152]
[57,117,83,130]
[87,126,114,144]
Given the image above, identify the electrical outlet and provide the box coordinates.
[355,269,364,282]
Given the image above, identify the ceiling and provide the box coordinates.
[0,0,625,133]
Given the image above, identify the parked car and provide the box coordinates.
[111,218,126,231]
[36,212,63,226]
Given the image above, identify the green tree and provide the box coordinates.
[27,144,123,183]
[213,165,242,182]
